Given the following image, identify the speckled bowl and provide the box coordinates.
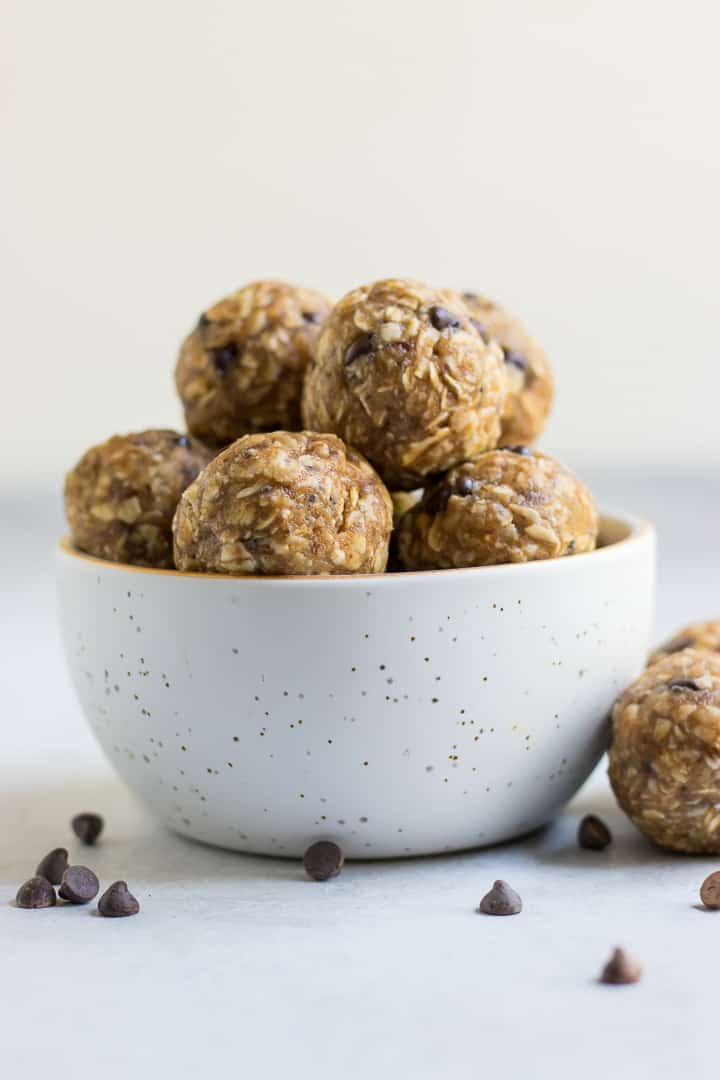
[57,512,655,859]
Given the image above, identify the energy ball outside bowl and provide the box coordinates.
[175,281,332,446]
[65,430,214,568]
[461,291,554,447]
[172,431,393,576]
[608,650,720,853]
[301,279,507,491]
[395,447,597,571]
[648,619,720,667]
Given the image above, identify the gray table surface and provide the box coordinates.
[1,471,718,1078]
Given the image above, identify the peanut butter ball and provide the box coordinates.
[173,431,392,576]
[648,619,720,667]
[301,279,506,490]
[65,430,214,568]
[176,281,332,446]
[396,447,597,570]
[461,292,553,446]
[609,650,720,853]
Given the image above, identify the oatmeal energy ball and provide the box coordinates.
[65,430,214,568]
[176,281,332,445]
[302,279,507,490]
[461,292,554,446]
[173,431,392,576]
[648,619,720,667]
[396,447,597,571]
[609,650,720,853]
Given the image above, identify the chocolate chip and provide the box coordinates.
[422,480,451,516]
[344,333,374,366]
[504,445,533,456]
[503,348,528,371]
[462,291,479,301]
[700,871,720,909]
[469,318,488,341]
[71,812,104,845]
[455,475,475,497]
[599,947,641,985]
[209,342,238,374]
[578,814,612,850]
[98,880,140,918]
[35,848,69,885]
[176,435,191,449]
[478,879,522,915]
[303,841,344,881]
[16,876,56,909]
[668,679,701,692]
[429,305,461,331]
[59,866,100,904]
[197,312,210,331]
[302,310,321,324]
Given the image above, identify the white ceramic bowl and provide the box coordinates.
[57,513,655,859]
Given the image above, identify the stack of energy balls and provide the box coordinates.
[64,277,720,855]
[65,277,597,576]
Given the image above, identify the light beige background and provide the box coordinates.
[2,0,718,483]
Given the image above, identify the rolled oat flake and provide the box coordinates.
[478,879,522,915]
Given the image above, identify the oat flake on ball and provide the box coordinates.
[176,280,332,446]
[396,447,597,571]
[609,650,720,853]
[172,431,393,576]
[461,291,554,447]
[301,279,507,490]
[65,430,214,568]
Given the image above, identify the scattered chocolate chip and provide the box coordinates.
[209,342,238,374]
[599,947,641,985]
[35,848,69,885]
[302,310,321,324]
[16,876,57,909]
[422,480,451,516]
[668,679,701,692]
[176,434,191,449]
[504,445,533,456]
[429,305,461,331]
[462,291,479,301]
[578,814,612,850]
[455,475,475,497]
[59,866,100,905]
[503,348,528,371]
[196,312,210,330]
[700,871,720,909]
[469,318,488,341]
[344,333,374,366]
[303,841,344,881]
[71,812,104,845]
[98,880,140,918]
[478,879,522,915]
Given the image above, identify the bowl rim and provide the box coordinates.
[58,510,654,585]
